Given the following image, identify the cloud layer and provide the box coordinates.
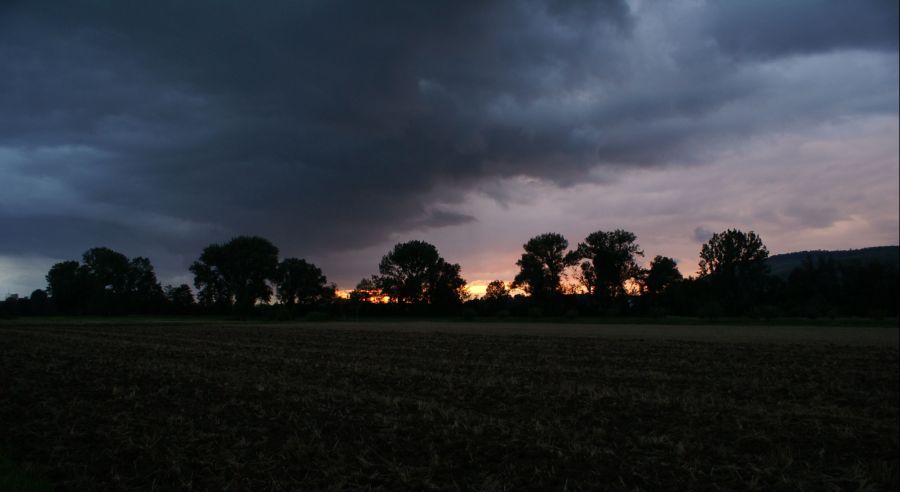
[1,0,897,293]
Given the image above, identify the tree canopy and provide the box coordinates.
[698,229,770,313]
[571,229,644,303]
[190,236,280,314]
[512,233,573,301]
[483,280,511,303]
[45,247,165,314]
[276,258,333,309]
[164,284,196,314]
[17,228,896,320]
[699,229,769,277]
[46,260,89,314]
[643,255,682,296]
[125,257,166,312]
[81,247,130,297]
[375,240,467,306]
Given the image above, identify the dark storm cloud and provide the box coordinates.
[0,0,897,283]
[708,0,899,59]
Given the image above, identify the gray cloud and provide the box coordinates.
[0,0,897,289]
[707,0,898,59]
[692,227,714,243]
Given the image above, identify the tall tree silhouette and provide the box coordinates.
[350,277,380,303]
[44,248,165,314]
[125,257,165,313]
[29,289,49,315]
[643,255,682,296]
[190,236,279,315]
[375,240,466,305]
[276,258,333,313]
[571,229,643,304]
[483,280,511,303]
[190,244,231,309]
[512,233,573,302]
[427,260,468,307]
[81,247,130,312]
[46,260,88,314]
[164,284,196,314]
[698,229,769,313]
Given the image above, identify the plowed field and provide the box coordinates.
[1,321,897,490]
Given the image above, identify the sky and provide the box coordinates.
[1,0,898,297]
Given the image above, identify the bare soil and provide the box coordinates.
[1,320,897,490]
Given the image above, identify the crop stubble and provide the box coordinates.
[1,322,897,490]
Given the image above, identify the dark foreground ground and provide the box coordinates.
[1,320,898,490]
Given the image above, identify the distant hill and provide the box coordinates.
[766,246,900,278]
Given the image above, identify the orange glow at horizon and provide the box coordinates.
[466,282,489,298]
[336,277,649,300]
[335,289,391,303]
[337,281,530,301]
[623,278,643,296]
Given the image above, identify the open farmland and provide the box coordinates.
[1,321,898,491]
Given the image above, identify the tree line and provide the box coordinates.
[2,228,897,319]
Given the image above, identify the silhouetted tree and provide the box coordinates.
[377,241,438,304]
[350,277,380,303]
[29,289,49,315]
[643,256,682,296]
[190,236,279,315]
[571,229,643,305]
[1,294,21,317]
[699,230,768,276]
[81,247,130,312]
[480,280,511,315]
[164,284,195,314]
[483,280,511,303]
[82,247,129,292]
[276,258,332,313]
[126,257,165,312]
[375,240,467,306]
[427,260,468,307]
[512,233,573,302]
[46,260,89,314]
[44,248,166,315]
[698,229,769,314]
[190,245,231,310]
[638,255,683,315]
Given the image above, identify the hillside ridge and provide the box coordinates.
[766,245,899,278]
